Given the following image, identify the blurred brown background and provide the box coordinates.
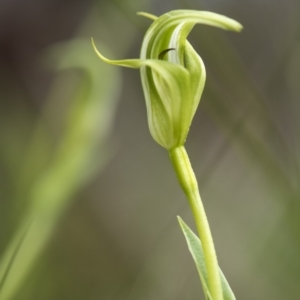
[0,0,300,299]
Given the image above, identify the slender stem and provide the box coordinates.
[169,146,223,300]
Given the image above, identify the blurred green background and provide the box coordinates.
[0,0,300,299]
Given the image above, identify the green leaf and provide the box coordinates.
[178,216,236,300]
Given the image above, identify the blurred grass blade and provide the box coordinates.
[178,216,236,300]
[0,223,31,293]
[0,39,120,300]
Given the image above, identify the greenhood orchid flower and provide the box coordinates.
[94,10,242,150]
[92,10,242,150]
[93,10,242,300]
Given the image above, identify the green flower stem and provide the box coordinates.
[169,146,223,300]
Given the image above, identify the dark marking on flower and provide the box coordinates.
[158,48,176,60]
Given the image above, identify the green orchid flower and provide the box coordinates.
[92,10,242,150]
[93,9,242,300]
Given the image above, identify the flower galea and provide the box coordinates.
[92,10,242,149]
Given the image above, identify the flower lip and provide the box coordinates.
[158,48,176,60]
